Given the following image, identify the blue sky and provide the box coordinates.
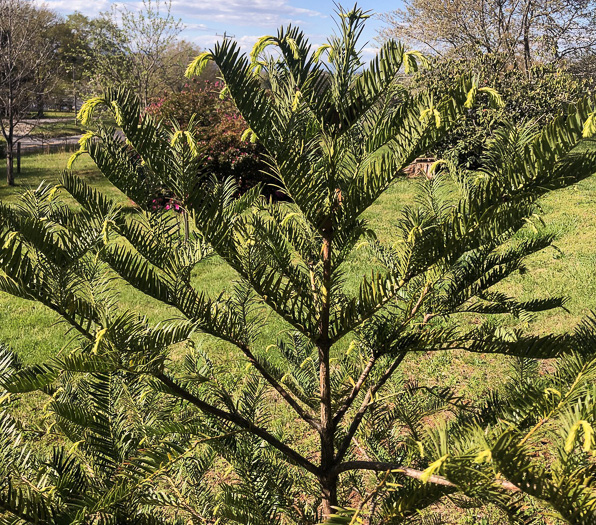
[40,0,402,60]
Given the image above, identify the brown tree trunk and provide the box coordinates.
[319,226,336,519]
[36,91,44,119]
[6,146,14,186]
[319,337,337,517]
[320,472,338,518]
[522,0,533,77]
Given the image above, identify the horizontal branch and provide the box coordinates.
[332,461,520,492]
[156,372,321,476]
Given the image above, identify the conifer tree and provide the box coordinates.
[1,5,596,523]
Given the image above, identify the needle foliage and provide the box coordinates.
[1,5,596,524]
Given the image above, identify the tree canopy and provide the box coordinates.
[380,0,596,70]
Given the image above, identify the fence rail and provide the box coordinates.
[5,140,437,180]
[18,140,81,157]
[1,140,81,174]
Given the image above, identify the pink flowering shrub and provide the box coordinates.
[148,195,182,212]
[147,79,278,197]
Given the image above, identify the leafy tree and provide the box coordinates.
[2,5,596,522]
[412,53,595,167]
[0,0,61,185]
[97,0,183,107]
[61,11,130,101]
[379,0,596,71]
[62,1,191,105]
[113,0,183,106]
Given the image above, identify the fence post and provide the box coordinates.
[16,142,21,174]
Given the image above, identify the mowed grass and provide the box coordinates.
[1,148,596,401]
[0,152,128,204]
[29,111,75,119]
[30,121,85,138]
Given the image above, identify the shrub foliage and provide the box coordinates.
[414,54,595,167]
[146,79,272,196]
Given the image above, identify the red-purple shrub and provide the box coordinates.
[146,79,277,195]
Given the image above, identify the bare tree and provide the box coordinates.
[0,0,57,185]
[379,0,596,71]
[111,0,184,106]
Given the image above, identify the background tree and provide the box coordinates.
[570,51,596,81]
[62,12,131,100]
[29,6,61,118]
[105,0,184,106]
[151,39,203,93]
[1,6,596,522]
[411,53,594,167]
[63,3,195,106]
[379,0,596,72]
[0,0,60,185]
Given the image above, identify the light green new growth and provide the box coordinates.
[184,52,213,78]
[77,96,107,126]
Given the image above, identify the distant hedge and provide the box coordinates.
[413,54,595,168]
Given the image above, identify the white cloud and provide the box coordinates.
[189,33,264,53]
[170,0,324,27]
[361,45,380,62]
[184,22,209,31]
[35,0,111,14]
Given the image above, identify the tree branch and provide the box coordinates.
[334,352,406,464]
[333,354,376,426]
[331,461,520,492]
[155,372,321,476]
[237,342,320,431]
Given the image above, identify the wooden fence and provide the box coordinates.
[8,140,80,174]
[18,140,80,156]
[404,157,437,178]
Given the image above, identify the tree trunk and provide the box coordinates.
[6,145,14,186]
[319,339,337,518]
[522,0,533,77]
[36,91,44,119]
[319,226,336,519]
[320,472,338,518]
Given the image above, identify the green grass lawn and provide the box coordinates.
[1,149,596,399]
[0,152,128,205]
[29,111,76,119]
[0,152,134,363]
[29,121,85,138]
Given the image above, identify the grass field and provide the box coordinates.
[29,111,77,119]
[1,149,596,395]
[29,121,85,139]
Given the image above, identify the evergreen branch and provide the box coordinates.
[334,353,407,464]
[236,342,320,430]
[332,355,377,426]
[331,461,520,492]
[155,372,321,476]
